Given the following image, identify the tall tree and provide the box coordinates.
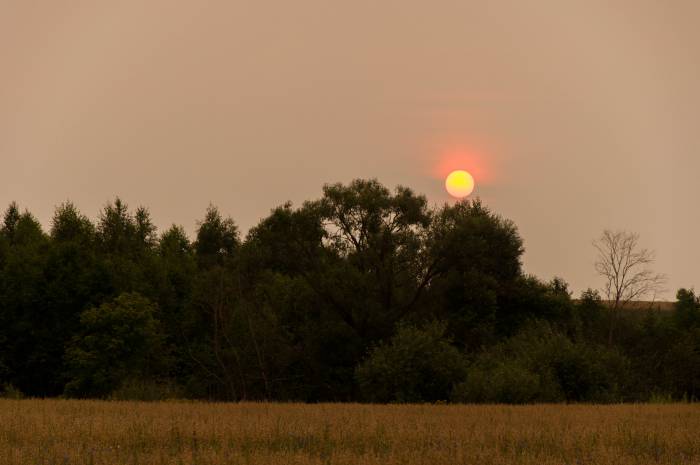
[0,208,52,394]
[309,179,434,340]
[97,198,137,254]
[39,203,104,394]
[425,199,525,345]
[51,202,95,244]
[96,198,160,297]
[674,288,700,329]
[1,202,21,242]
[194,205,238,268]
[593,230,666,344]
[182,206,246,399]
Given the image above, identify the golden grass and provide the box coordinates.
[2,399,700,464]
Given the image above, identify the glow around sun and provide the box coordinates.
[445,170,475,198]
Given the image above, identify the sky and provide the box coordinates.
[2,1,698,297]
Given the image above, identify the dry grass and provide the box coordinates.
[2,399,700,464]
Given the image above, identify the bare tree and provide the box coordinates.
[593,230,667,344]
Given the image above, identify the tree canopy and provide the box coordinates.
[0,179,693,402]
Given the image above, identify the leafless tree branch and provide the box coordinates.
[593,230,667,344]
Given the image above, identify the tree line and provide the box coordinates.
[0,179,698,402]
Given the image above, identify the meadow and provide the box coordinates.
[2,400,700,464]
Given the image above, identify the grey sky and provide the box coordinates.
[2,1,698,296]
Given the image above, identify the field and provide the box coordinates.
[2,400,700,464]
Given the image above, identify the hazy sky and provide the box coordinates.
[2,1,698,296]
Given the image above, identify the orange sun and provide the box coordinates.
[445,170,475,198]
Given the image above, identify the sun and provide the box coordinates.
[445,170,475,198]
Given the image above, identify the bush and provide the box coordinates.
[356,322,467,403]
[64,293,171,398]
[0,383,24,399]
[452,360,544,404]
[452,322,631,403]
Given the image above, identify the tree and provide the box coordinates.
[181,207,245,400]
[242,203,359,401]
[97,198,138,254]
[1,185,698,403]
[38,203,104,395]
[64,293,170,398]
[1,202,21,242]
[0,208,55,395]
[674,288,700,329]
[156,225,196,329]
[95,198,161,298]
[51,202,95,244]
[663,327,700,400]
[424,199,526,345]
[241,186,531,399]
[239,181,441,400]
[593,230,666,344]
[310,179,434,341]
[194,205,238,268]
[575,288,607,342]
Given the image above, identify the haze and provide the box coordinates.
[2,1,698,296]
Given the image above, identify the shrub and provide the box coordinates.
[0,383,24,399]
[64,292,171,398]
[452,360,544,404]
[356,322,467,403]
[452,322,631,403]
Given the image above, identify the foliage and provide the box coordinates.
[356,322,466,402]
[0,383,24,399]
[64,293,170,398]
[0,180,694,403]
[674,288,700,329]
[453,322,631,403]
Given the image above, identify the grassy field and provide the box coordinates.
[2,400,700,464]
